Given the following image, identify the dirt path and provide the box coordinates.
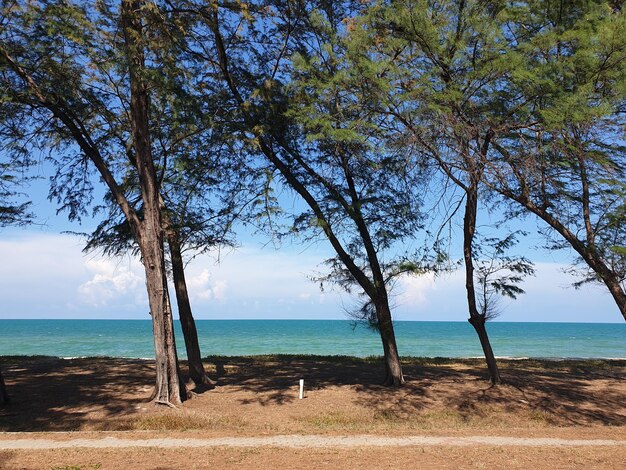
[1,434,624,450]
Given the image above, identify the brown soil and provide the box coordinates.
[1,355,625,469]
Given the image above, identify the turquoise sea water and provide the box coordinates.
[0,320,624,359]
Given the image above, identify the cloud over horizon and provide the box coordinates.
[0,232,622,322]
[77,257,145,308]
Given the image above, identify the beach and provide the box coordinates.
[1,355,625,468]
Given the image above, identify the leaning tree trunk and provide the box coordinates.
[493,147,626,323]
[0,368,9,405]
[122,0,185,405]
[598,269,626,322]
[167,230,215,386]
[464,183,501,385]
[375,299,405,386]
[505,192,626,322]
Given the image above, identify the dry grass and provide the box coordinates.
[123,411,249,432]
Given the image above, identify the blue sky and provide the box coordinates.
[0,160,622,323]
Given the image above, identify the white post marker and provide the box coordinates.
[299,379,304,400]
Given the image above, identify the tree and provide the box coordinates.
[168,0,425,385]
[84,201,220,387]
[84,146,246,387]
[487,0,626,321]
[0,0,186,405]
[473,233,535,320]
[341,0,538,383]
[80,71,248,387]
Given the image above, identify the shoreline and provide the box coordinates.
[2,354,625,362]
[2,318,625,323]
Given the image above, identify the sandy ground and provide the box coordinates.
[1,355,625,468]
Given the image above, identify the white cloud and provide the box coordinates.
[186,269,228,302]
[77,257,144,307]
[170,244,349,318]
[396,272,437,307]
[212,280,227,301]
[186,269,211,300]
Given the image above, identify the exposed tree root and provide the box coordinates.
[154,400,177,408]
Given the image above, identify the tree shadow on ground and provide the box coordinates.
[208,355,387,406]
[493,360,626,425]
[2,356,625,431]
[363,359,626,426]
[204,356,626,425]
[0,356,155,431]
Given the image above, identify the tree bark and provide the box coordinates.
[468,316,501,385]
[141,234,186,405]
[166,229,215,386]
[122,0,185,405]
[375,300,405,386]
[0,368,9,405]
[463,182,501,385]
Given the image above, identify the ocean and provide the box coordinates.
[0,320,624,359]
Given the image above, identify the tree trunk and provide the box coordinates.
[139,234,186,405]
[375,300,405,386]
[582,248,626,321]
[167,230,215,386]
[463,183,501,385]
[209,3,405,386]
[0,368,9,405]
[122,0,185,405]
[468,316,501,385]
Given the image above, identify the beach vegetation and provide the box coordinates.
[128,411,245,431]
[0,151,33,229]
[73,8,255,389]
[51,465,101,470]
[341,0,540,385]
[297,410,366,430]
[320,0,626,381]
